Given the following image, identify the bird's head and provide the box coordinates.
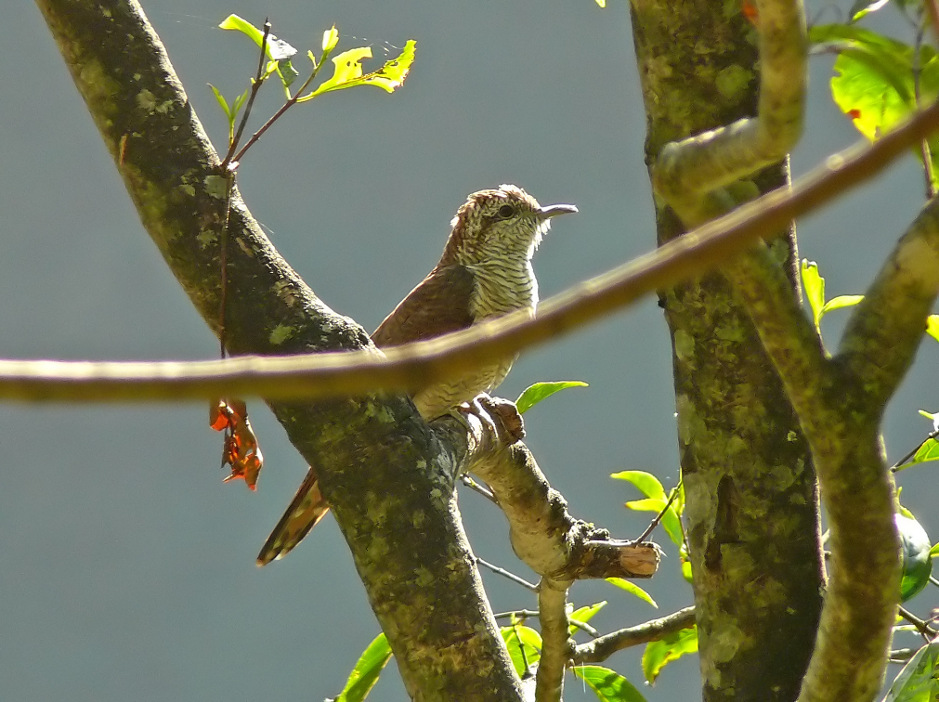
[439,184,577,267]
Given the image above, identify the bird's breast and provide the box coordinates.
[467,260,538,321]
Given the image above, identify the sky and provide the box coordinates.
[2,1,936,700]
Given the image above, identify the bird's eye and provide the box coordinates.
[497,204,516,218]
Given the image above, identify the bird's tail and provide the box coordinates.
[256,467,330,566]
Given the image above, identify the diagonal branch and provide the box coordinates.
[573,606,696,664]
[3,97,939,404]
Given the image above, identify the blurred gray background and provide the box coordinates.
[2,1,935,700]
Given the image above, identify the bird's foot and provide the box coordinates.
[450,393,526,444]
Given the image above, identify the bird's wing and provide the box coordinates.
[371,264,476,346]
[256,467,330,566]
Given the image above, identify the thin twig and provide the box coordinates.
[898,605,939,640]
[634,481,681,544]
[229,40,329,165]
[475,556,538,592]
[890,426,939,471]
[461,474,497,503]
[221,19,271,169]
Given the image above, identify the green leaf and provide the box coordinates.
[897,512,933,602]
[819,294,864,316]
[573,665,647,702]
[884,640,939,702]
[909,437,939,466]
[812,24,939,185]
[606,578,658,608]
[303,40,417,100]
[209,84,231,119]
[570,602,607,634]
[927,315,939,343]
[800,260,825,329]
[515,381,588,414]
[323,25,340,54]
[336,633,393,702]
[501,623,542,677]
[642,626,698,684]
[611,471,666,501]
[849,0,891,22]
[218,15,298,61]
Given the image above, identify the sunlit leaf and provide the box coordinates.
[336,633,393,702]
[909,438,939,466]
[820,294,864,316]
[896,512,932,602]
[323,25,340,53]
[501,623,542,677]
[572,666,647,702]
[606,578,658,607]
[927,315,939,343]
[516,381,588,414]
[681,557,693,583]
[611,470,666,501]
[642,626,698,684]
[849,0,890,22]
[883,640,939,702]
[800,259,825,329]
[304,40,416,100]
[811,24,939,184]
[209,84,231,119]
[570,602,607,634]
[218,14,298,60]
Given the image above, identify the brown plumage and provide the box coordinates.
[256,185,576,565]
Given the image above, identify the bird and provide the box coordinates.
[256,184,577,565]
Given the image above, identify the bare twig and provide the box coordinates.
[221,19,271,169]
[475,556,538,592]
[633,480,681,544]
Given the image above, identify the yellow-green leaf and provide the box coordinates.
[336,633,393,702]
[927,316,939,343]
[642,626,698,684]
[501,624,542,677]
[304,40,416,100]
[611,470,666,501]
[606,578,658,607]
[572,665,647,702]
[516,381,588,414]
[218,14,297,61]
[323,25,339,53]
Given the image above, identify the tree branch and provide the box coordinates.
[534,577,573,702]
[3,97,939,403]
[652,0,806,214]
[838,197,939,410]
[35,1,524,698]
[573,606,696,664]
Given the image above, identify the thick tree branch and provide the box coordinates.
[838,197,939,409]
[466,434,659,582]
[3,98,939,403]
[652,0,806,212]
[34,1,524,699]
[534,577,573,702]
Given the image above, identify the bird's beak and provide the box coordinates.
[537,203,578,219]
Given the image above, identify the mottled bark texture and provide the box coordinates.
[629,0,824,699]
[35,1,523,698]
